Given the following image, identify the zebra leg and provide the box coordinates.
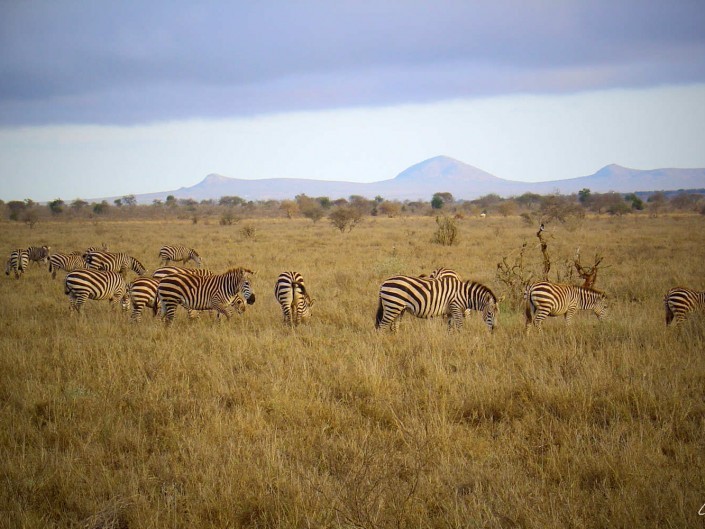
[131,303,143,323]
[665,302,675,326]
[73,293,88,313]
[162,303,177,325]
[564,306,577,326]
[532,308,551,330]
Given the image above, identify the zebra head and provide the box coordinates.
[189,249,202,267]
[592,292,608,321]
[131,257,147,276]
[241,279,256,305]
[481,295,499,332]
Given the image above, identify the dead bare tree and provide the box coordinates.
[573,248,604,289]
[537,223,550,280]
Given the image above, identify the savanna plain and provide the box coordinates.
[1,214,704,529]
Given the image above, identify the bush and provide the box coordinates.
[431,216,458,246]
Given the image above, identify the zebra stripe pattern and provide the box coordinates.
[524,281,607,329]
[5,249,29,279]
[157,267,254,325]
[664,287,705,326]
[153,266,255,307]
[64,269,128,313]
[127,277,160,322]
[375,275,498,332]
[427,267,462,280]
[48,253,87,279]
[26,245,51,264]
[85,251,146,277]
[158,245,202,267]
[275,271,314,326]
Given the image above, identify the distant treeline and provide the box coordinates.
[2,188,705,228]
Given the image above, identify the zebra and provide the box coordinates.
[5,249,29,279]
[26,245,51,265]
[524,281,607,330]
[664,287,705,326]
[85,251,146,277]
[157,267,254,325]
[126,277,161,322]
[158,245,202,267]
[274,271,315,326]
[64,269,129,313]
[153,266,256,308]
[426,267,462,280]
[48,253,87,279]
[375,275,498,332]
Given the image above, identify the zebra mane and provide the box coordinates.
[224,267,255,276]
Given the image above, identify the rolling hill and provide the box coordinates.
[130,156,705,203]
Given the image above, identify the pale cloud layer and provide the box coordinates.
[0,2,704,201]
[2,85,704,202]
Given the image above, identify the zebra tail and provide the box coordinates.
[375,297,384,329]
[524,297,533,324]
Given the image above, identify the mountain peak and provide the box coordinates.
[201,173,231,185]
[394,155,502,182]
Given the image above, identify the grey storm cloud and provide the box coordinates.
[1,0,704,125]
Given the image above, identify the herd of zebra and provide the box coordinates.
[4,244,705,329]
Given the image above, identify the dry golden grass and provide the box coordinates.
[1,214,704,528]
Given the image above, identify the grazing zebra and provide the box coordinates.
[524,281,607,330]
[127,277,161,322]
[427,267,462,280]
[158,245,202,267]
[85,251,146,277]
[64,269,128,313]
[26,245,51,265]
[375,275,498,332]
[157,267,254,325]
[274,271,315,326]
[48,253,87,279]
[664,287,705,326]
[153,266,256,307]
[5,249,29,279]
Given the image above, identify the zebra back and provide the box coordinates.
[275,271,314,325]
[152,266,213,280]
[428,267,462,281]
[664,287,705,326]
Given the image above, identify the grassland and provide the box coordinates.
[1,214,704,528]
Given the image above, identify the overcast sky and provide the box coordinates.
[1,1,705,202]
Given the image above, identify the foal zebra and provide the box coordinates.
[85,251,146,277]
[48,253,87,279]
[64,269,128,313]
[158,245,202,267]
[5,249,29,279]
[274,271,314,326]
[157,267,254,325]
[664,287,705,326]
[375,275,498,332]
[26,245,50,265]
[524,281,607,330]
